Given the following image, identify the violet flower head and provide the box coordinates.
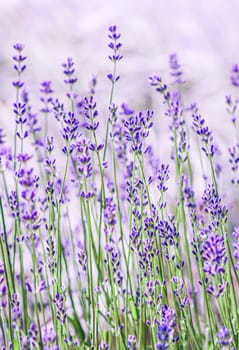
[157,164,170,192]
[83,96,100,132]
[107,25,123,83]
[202,184,228,228]
[53,293,67,324]
[0,128,5,145]
[13,43,25,52]
[128,335,137,350]
[181,174,195,210]
[192,113,215,157]
[232,226,239,270]
[104,197,117,235]
[169,53,184,85]
[52,98,66,122]
[108,25,123,62]
[88,74,97,95]
[156,304,178,349]
[42,324,57,348]
[20,323,38,349]
[61,111,80,154]
[217,326,234,349]
[14,102,29,140]
[9,190,19,218]
[225,95,239,124]
[62,57,77,86]
[46,234,56,275]
[158,216,179,248]
[13,43,26,73]
[12,43,26,89]
[111,122,128,163]
[11,293,21,329]
[230,64,239,87]
[120,102,134,116]
[46,136,54,153]
[148,75,169,102]
[228,144,239,185]
[40,81,54,114]
[78,249,87,273]
[201,233,227,277]
[99,342,109,350]
[74,138,93,179]
[171,276,189,310]
[123,110,153,154]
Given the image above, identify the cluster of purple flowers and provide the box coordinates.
[1,25,239,350]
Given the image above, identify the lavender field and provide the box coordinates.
[1,1,239,349]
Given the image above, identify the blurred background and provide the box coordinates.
[1,0,239,118]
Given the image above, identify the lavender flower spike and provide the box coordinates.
[231,64,239,87]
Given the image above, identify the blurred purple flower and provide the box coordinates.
[217,326,234,349]
[169,53,185,85]
[230,64,239,87]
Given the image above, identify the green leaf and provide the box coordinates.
[12,338,20,350]
[207,343,214,350]
[129,297,138,320]
[68,313,85,341]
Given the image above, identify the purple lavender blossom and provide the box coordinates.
[158,216,179,248]
[169,53,184,85]
[0,128,5,145]
[201,233,227,277]
[230,64,239,87]
[9,190,19,218]
[53,293,67,324]
[217,326,234,349]
[20,323,38,349]
[46,234,56,275]
[42,324,57,349]
[120,102,134,116]
[12,43,26,90]
[73,138,93,180]
[82,96,99,132]
[202,184,228,228]
[123,110,153,154]
[11,293,21,329]
[88,74,97,95]
[225,95,239,124]
[77,249,87,273]
[99,342,109,350]
[192,113,216,157]
[128,334,137,349]
[228,144,239,185]
[107,25,123,83]
[156,304,178,349]
[14,102,28,140]
[171,276,189,310]
[232,226,239,270]
[62,57,78,86]
[104,197,117,235]
[148,75,169,100]
[157,164,170,192]
[40,81,54,114]
[61,111,80,154]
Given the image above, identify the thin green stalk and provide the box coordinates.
[0,197,15,294]
[57,153,69,287]
[31,231,43,347]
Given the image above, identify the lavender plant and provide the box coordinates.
[0,26,239,350]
